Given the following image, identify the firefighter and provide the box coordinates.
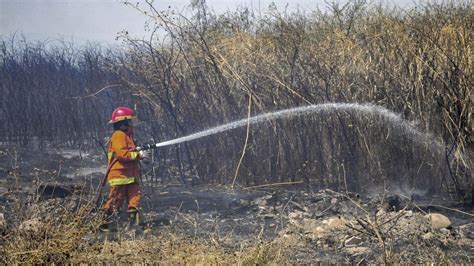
[101,107,147,231]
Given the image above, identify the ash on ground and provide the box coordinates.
[135,185,473,264]
[0,146,473,264]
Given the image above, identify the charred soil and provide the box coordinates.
[0,146,472,264]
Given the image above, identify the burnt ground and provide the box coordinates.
[0,145,473,263]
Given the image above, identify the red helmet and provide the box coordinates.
[109,107,135,124]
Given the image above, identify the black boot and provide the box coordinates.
[99,222,110,232]
[127,208,139,228]
[99,210,117,232]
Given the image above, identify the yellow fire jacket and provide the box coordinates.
[107,130,140,186]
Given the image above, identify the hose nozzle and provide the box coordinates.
[135,143,156,151]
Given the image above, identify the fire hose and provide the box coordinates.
[95,158,118,207]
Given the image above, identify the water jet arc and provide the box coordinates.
[141,103,439,150]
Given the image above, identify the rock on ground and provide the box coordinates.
[19,218,44,234]
[425,213,451,229]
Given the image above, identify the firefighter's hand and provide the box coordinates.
[138,150,151,160]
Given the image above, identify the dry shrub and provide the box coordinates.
[117,0,472,199]
[1,1,472,200]
[1,194,103,264]
[0,39,124,147]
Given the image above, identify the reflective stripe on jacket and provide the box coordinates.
[107,130,140,186]
[108,176,136,186]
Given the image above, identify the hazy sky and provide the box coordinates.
[0,0,415,45]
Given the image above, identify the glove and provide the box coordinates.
[138,150,151,160]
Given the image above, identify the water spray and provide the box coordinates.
[135,103,442,152]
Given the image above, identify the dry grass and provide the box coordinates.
[0,185,288,264]
[72,232,287,264]
[1,196,102,264]
[1,213,287,264]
